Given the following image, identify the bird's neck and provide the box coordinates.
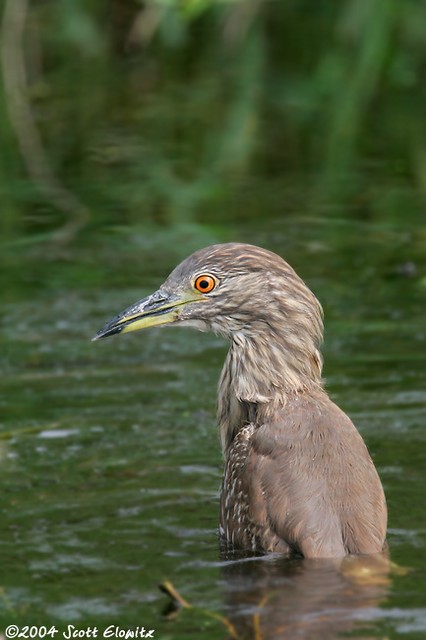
[217,331,323,453]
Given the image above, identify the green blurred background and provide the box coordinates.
[1,0,425,293]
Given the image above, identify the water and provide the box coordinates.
[1,216,425,639]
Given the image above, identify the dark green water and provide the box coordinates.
[1,216,425,639]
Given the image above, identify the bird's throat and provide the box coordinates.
[217,332,323,453]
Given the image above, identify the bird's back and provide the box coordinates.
[220,390,387,558]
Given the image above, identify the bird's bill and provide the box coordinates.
[92,290,201,341]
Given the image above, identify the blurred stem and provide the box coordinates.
[208,27,262,176]
[167,26,263,225]
[1,0,91,245]
[160,579,241,638]
[322,0,395,193]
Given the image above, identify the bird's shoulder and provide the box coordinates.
[251,389,362,456]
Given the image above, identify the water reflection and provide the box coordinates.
[219,552,391,639]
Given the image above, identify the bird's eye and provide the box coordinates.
[194,274,217,293]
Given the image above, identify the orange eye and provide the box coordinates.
[194,274,216,293]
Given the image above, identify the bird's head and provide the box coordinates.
[94,243,323,369]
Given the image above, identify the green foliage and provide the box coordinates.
[0,0,426,249]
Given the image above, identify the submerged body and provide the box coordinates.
[94,243,387,558]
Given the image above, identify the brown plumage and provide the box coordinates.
[94,243,387,558]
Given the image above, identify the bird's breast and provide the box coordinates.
[219,423,254,549]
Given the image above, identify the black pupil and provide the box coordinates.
[199,279,210,289]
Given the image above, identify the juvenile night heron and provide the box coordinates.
[94,243,387,558]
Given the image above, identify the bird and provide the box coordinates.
[93,243,387,558]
